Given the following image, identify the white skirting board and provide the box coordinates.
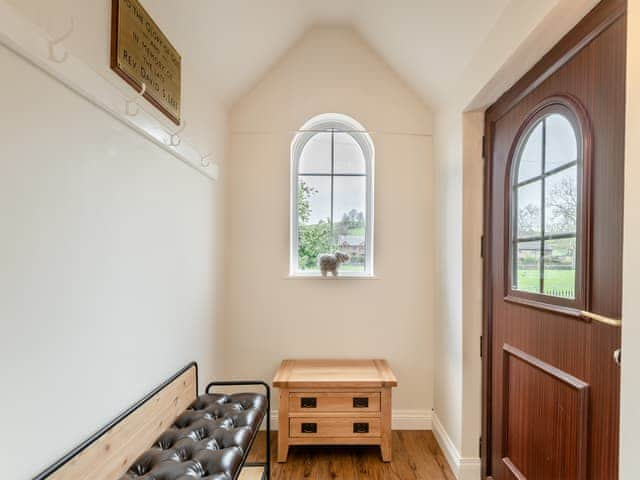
[267,409,433,431]
[431,413,482,480]
[0,1,218,181]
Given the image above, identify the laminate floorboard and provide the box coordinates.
[246,431,456,479]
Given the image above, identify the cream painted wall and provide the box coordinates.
[620,1,640,477]
[433,108,484,478]
[0,3,228,478]
[461,112,484,460]
[226,26,434,414]
[433,108,463,451]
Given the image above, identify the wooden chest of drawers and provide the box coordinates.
[273,359,398,462]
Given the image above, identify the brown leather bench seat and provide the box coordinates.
[120,392,267,480]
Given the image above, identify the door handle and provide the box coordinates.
[614,348,622,367]
[579,311,622,327]
[301,423,317,433]
[301,397,317,408]
[353,397,369,408]
[353,422,370,434]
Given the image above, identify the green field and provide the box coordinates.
[337,263,366,272]
[517,269,575,297]
[298,261,366,273]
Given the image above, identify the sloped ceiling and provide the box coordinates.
[145,0,512,108]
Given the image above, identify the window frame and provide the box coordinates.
[290,113,375,277]
[504,96,592,313]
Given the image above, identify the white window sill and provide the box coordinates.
[286,274,379,280]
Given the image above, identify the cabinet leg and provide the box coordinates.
[277,441,289,463]
[380,441,392,462]
[381,387,392,462]
[277,389,290,462]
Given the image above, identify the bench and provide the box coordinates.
[34,363,270,480]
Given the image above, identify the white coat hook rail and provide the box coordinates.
[201,153,213,167]
[125,83,146,116]
[169,120,186,147]
[47,17,74,63]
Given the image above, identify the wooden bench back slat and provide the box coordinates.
[48,365,197,480]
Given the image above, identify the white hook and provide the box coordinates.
[125,83,146,116]
[169,120,186,147]
[201,153,213,167]
[48,17,74,63]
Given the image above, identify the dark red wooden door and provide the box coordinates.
[483,1,626,479]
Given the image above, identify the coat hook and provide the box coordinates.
[48,17,74,63]
[169,120,186,147]
[125,83,146,116]
[201,153,213,167]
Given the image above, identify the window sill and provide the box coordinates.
[286,274,379,280]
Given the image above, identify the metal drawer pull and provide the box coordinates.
[301,423,317,433]
[580,311,622,327]
[353,422,369,434]
[301,397,317,408]
[353,397,369,408]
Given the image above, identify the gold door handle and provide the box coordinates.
[580,311,622,327]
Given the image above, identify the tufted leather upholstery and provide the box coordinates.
[120,393,267,480]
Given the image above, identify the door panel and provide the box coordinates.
[502,344,589,480]
[484,1,626,479]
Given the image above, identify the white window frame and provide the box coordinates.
[290,113,375,277]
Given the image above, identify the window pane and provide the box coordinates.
[298,132,331,174]
[514,240,541,293]
[516,180,542,239]
[543,238,576,299]
[334,132,366,174]
[545,165,577,235]
[333,176,367,272]
[517,121,543,183]
[297,176,331,271]
[545,114,577,172]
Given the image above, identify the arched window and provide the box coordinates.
[509,97,591,308]
[291,113,374,276]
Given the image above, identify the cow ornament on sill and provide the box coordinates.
[318,252,350,277]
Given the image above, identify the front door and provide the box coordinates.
[484,1,626,479]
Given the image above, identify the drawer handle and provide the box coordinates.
[353,397,369,408]
[301,397,317,408]
[353,422,369,434]
[301,422,317,434]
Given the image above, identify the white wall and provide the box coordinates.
[0,3,228,478]
[225,26,434,418]
[433,108,464,451]
[460,112,484,460]
[620,1,640,477]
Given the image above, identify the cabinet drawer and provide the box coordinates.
[289,392,380,412]
[290,417,381,438]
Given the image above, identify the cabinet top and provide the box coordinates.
[272,359,398,388]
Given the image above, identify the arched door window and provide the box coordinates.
[291,114,374,276]
[509,98,591,308]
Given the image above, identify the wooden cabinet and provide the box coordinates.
[273,359,397,462]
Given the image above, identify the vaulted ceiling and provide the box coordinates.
[145,0,513,108]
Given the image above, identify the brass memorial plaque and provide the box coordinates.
[110,0,181,124]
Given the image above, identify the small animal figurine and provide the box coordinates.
[318,252,350,277]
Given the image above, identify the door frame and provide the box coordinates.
[481,1,627,478]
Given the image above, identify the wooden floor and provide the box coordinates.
[246,431,455,480]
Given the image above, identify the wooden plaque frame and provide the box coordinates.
[110,0,181,125]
